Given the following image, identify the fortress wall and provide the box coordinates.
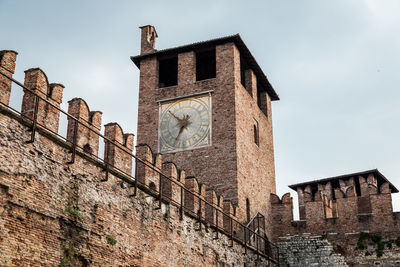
[270,179,400,265]
[0,57,271,266]
[276,235,347,267]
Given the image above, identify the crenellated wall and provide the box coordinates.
[271,173,400,265]
[0,50,273,266]
[0,50,18,105]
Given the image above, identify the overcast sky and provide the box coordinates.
[1,0,399,215]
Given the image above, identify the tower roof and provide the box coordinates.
[130,34,279,101]
[288,169,399,193]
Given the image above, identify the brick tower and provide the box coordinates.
[131,25,279,226]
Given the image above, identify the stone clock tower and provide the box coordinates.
[131,25,279,225]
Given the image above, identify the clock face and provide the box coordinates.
[158,94,212,153]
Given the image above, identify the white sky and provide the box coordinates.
[1,0,399,216]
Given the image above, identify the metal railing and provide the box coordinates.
[0,71,279,264]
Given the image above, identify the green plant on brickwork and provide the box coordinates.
[396,237,400,247]
[106,235,117,245]
[319,233,327,240]
[371,234,384,258]
[371,234,381,244]
[376,241,384,256]
[359,232,370,240]
[61,241,76,266]
[357,240,366,250]
[364,251,371,256]
[357,232,387,257]
[357,232,369,250]
[386,241,393,249]
[66,207,83,220]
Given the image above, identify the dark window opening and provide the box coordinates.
[331,179,340,200]
[311,185,318,201]
[158,56,178,88]
[253,121,259,146]
[240,56,247,89]
[196,48,216,81]
[257,79,269,117]
[246,198,251,222]
[355,177,362,196]
[257,80,262,108]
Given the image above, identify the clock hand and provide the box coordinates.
[169,111,182,123]
[176,125,185,139]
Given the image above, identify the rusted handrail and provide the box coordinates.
[0,71,279,263]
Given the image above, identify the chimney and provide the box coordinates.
[140,25,158,54]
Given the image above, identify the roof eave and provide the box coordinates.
[130,34,280,101]
[288,169,399,193]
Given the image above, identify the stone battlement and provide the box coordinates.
[0,49,277,266]
[0,49,239,226]
[270,170,400,264]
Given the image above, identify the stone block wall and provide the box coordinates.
[277,235,348,267]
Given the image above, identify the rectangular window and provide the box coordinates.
[158,56,178,88]
[240,56,247,89]
[257,79,269,117]
[196,48,216,81]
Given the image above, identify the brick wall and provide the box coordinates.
[136,44,239,207]
[0,56,273,266]
[234,66,276,233]
[270,175,400,265]
[135,37,277,231]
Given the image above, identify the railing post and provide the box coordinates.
[256,234,259,260]
[27,94,39,143]
[132,158,138,197]
[229,217,233,247]
[179,186,184,220]
[257,216,260,244]
[68,120,78,164]
[101,141,109,182]
[198,197,202,232]
[155,173,162,210]
[214,208,219,239]
[243,227,247,255]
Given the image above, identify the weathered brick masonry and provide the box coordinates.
[271,170,400,266]
[2,26,400,266]
[0,50,273,266]
[132,26,278,227]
